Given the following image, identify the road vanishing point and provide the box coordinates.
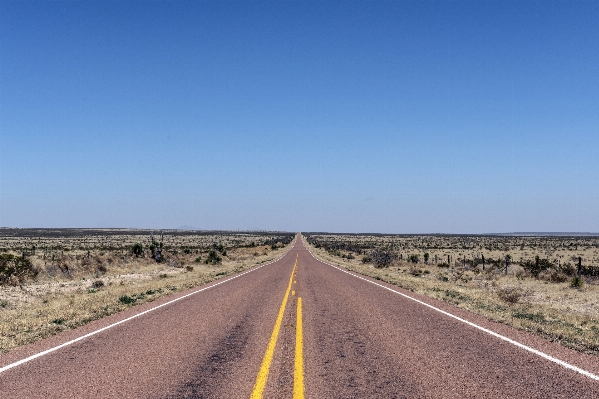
[1,234,599,398]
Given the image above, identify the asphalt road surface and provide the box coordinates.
[2,234,599,398]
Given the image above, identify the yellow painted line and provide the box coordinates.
[250,261,297,399]
[292,290,295,296]
[294,297,304,399]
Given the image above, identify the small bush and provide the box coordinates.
[0,254,38,285]
[571,276,584,288]
[131,243,144,257]
[408,254,419,264]
[91,280,104,289]
[437,262,450,268]
[521,257,554,278]
[371,250,395,268]
[185,265,194,272]
[194,256,202,263]
[204,250,222,265]
[361,256,372,264]
[96,264,108,274]
[497,286,526,304]
[119,295,136,305]
[410,267,424,276]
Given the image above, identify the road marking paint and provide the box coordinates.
[250,260,297,398]
[294,297,304,399]
[0,251,293,375]
[292,290,296,296]
[307,249,599,382]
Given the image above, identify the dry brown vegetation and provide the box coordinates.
[304,233,599,356]
[0,229,294,354]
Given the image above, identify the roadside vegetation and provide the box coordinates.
[303,233,599,356]
[0,229,294,354]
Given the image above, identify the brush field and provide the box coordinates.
[0,229,294,353]
[304,233,599,356]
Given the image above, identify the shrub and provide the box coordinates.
[410,267,423,277]
[571,276,584,288]
[185,265,194,272]
[91,280,105,289]
[424,253,430,264]
[361,256,372,264]
[371,250,394,268]
[437,262,450,268]
[194,256,202,263]
[497,286,526,304]
[521,256,554,278]
[204,250,222,265]
[131,243,144,257]
[119,295,136,305]
[0,254,38,285]
[408,254,419,264]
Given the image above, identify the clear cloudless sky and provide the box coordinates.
[1,1,598,233]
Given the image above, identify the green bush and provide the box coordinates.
[131,243,144,257]
[521,256,553,278]
[204,250,222,265]
[0,254,38,285]
[119,295,136,305]
[571,276,584,288]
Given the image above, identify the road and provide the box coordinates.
[1,234,599,398]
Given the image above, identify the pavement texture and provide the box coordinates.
[1,234,599,398]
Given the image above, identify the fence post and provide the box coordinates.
[505,255,510,275]
[578,257,582,278]
[482,254,485,271]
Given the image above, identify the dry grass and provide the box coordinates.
[0,231,294,354]
[303,234,599,356]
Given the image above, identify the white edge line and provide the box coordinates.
[0,250,293,374]
[306,249,599,381]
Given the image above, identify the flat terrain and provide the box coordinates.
[1,235,599,397]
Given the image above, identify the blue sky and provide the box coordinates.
[1,1,598,233]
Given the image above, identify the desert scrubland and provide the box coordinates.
[304,233,599,356]
[0,229,294,353]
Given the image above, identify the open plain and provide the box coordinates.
[1,234,599,398]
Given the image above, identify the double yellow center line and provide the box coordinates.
[250,254,304,399]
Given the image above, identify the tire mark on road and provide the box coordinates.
[164,316,253,399]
